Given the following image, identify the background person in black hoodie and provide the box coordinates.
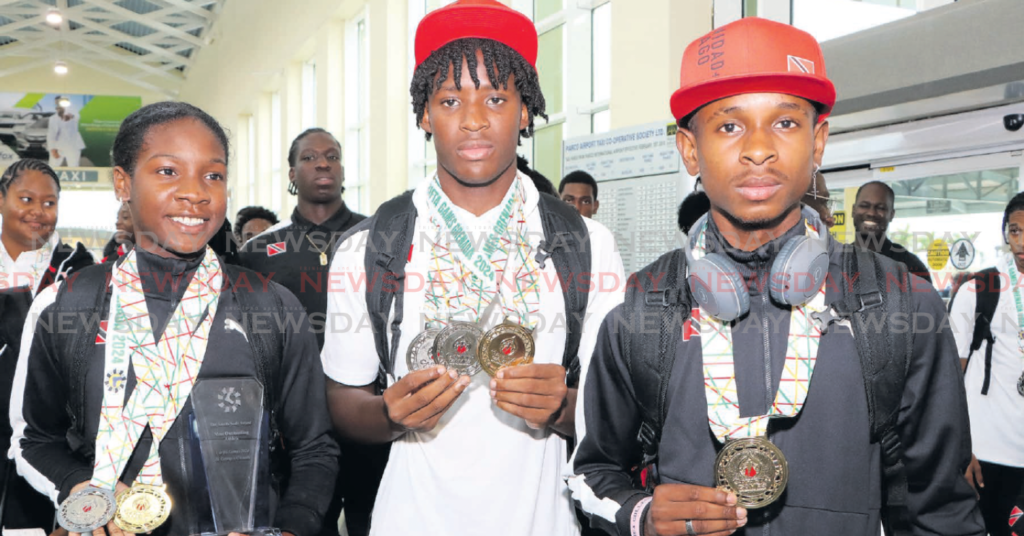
[0,158,93,531]
[238,128,366,536]
[569,18,982,536]
[9,102,338,536]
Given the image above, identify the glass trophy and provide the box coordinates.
[189,378,279,536]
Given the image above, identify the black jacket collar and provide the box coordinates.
[290,203,354,233]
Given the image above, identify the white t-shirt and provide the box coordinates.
[322,174,625,536]
[949,253,1024,467]
[0,232,60,295]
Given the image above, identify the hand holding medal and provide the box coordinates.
[691,220,827,510]
[643,484,747,536]
[382,366,471,433]
[489,363,568,431]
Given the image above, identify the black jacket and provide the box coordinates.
[881,238,933,285]
[0,240,93,528]
[570,218,983,536]
[12,250,339,536]
[238,204,365,350]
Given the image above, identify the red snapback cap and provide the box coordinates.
[670,17,836,123]
[415,0,538,71]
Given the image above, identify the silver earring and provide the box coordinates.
[811,164,820,198]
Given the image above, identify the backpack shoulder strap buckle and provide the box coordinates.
[636,421,659,466]
[535,239,553,269]
[375,252,395,270]
[858,290,884,312]
[645,288,685,307]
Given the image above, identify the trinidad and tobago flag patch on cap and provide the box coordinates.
[95,320,108,345]
[267,242,287,257]
[1009,505,1022,527]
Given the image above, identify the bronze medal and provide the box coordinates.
[114,483,172,534]
[57,487,117,533]
[479,321,535,377]
[406,328,441,372]
[714,437,788,509]
[433,321,483,376]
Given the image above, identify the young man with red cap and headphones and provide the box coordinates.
[320,1,624,535]
[568,18,983,536]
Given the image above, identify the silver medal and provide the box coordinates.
[406,328,441,372]
[433,321,483,376]
[58,486,117,533]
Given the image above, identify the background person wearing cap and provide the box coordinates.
[569,17,982,536]
[321,1,624,535]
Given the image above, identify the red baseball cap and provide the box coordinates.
[670,18,836,124]
[415,0,537,71]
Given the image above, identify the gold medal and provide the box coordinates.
[114,483,172,534]
[479,321,535,377]
[714,437,788,509]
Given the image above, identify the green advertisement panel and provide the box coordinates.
[0,92,141,168]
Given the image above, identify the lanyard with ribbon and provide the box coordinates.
[91,246,222,532]
[411,175,541,377]
[423,175,519,324]
[692,219,827,508]
[1002,254,1024,396]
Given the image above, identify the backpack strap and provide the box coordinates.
[224,264,284,432]
[622,249,689,480]
[950,268,1001,394]
[59,264,114,438]
[364,191,417,386]
[835,246,913,536]
[536,193,592,387]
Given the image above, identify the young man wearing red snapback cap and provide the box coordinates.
[569,17,983,536]
[320,1,625,535]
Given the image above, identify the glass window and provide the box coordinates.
[592,109,610,134]
[537,26,563,115]
[591,2,610,103]
[881,167,1020,294]
[346,15,370,214]
[534,123,563,185]
[301,60,317,130]
[792,0,956,42]
[247,115,256,206]
[270,92,282,213]
[535,0,561,21]
[407,0,455,189]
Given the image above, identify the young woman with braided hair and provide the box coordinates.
[0,158,93,531]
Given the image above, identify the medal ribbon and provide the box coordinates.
[1005,254,1024,355]
[424,175,539,328]
[495,178,541,329]
[695,220,826,441]
[91,247,223,490]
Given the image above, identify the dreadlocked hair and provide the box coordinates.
[0,158,60,196]
[411,38,547,142]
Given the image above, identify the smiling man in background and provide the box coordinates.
[853,180,931,283]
